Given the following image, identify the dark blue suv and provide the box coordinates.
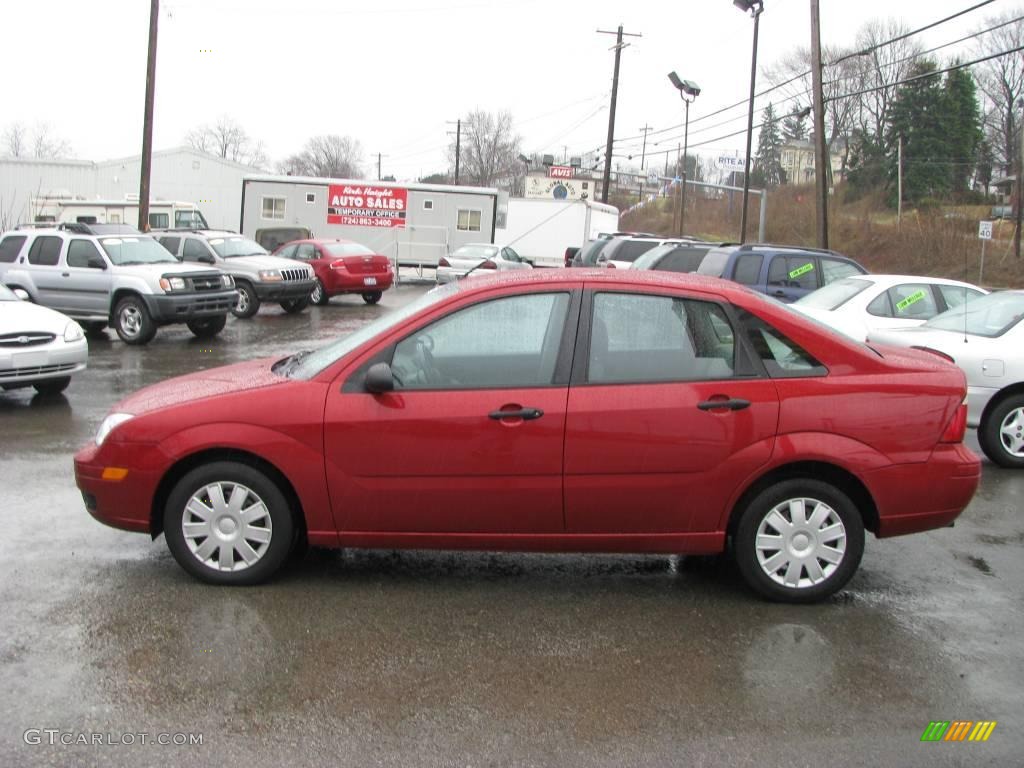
[696,243,867,302]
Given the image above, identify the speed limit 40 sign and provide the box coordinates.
[979,220,994,240]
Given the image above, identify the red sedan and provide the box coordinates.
[273,238,394,305]
[74,270,980,602]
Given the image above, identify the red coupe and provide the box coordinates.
[273,238,393,305]
[74,270,980,602]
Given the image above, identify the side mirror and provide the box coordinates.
[12,288,30,301]
[364,362,395,394]
[87,255,107,270]
[199,254,215,264]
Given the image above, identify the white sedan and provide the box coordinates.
[435,244,532,284]
[0,283,88,396]
[792,274,986,342]
[869,290,1024,468]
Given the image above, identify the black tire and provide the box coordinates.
[33,376,71,395]
[978,394,1024,468]
[113,295,157,345]
[279,297,310,314]
[733,478,865,603]
[164,461,296,585]
[362,290,383,305]
[81,321,107,336]
[310,278,329,306]
[231,282,260,319]
[186,314,227,338]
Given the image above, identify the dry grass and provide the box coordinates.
[620,183,1022,289]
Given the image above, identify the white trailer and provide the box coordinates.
[30,196,208,230]
[240,175,499,273]
[496,198,619,268]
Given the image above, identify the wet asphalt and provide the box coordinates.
[1,282,1022,767]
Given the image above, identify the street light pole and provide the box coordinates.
[668,72,701,237]
[735,0,764,244]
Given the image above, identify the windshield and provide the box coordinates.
[175,210,209,228]
[0,284,16,301]
[209,237,268,258]
[795,277,873,311]
[451,245,499,261]
[287,282,460,379]
[100,236,178,265]
[325,242,376,258]
[924,291,1024,338]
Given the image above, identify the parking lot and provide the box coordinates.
[2,282,1022,767]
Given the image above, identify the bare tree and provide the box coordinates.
[973,11,1024,174]
[2,122,27,157]
[184,116,268,168]
[277,135,364,178]
[448,110,522,187]
[2,122,72,158]
[850,19,925,145]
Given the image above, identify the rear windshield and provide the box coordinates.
[608,239,661,264]
[696,248,731,277]
[795,277,872,311]
[324,242,376,257]
[579,239,612,266]
[451,245,499,260]
[924,291,1024,338]
[100,237,178,265]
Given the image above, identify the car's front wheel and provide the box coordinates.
[186,315,227,338]
[310,279,328,306]
[113,295,157,345]
[978,394,1024,468]
[279,297,309,314]
[232,282,260,319]
[362,290,383,305]
[733,479,864,603]
[164,461,296,585]
[33,376,71,395]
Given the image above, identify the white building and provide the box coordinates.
[0,147,256,230]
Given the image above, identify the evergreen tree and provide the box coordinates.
[845,130,889,200]
[943,65,983,196]
[885,61,948,204]
[976,138,994,193]
[782,103,808,141]
[753,104,786,186]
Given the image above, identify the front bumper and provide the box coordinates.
[866,443,981,537]
[144,289,238,322]
[74,440,165,534]
[0,337,88,389]
[254,279,316,301]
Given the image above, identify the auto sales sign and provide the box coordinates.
[327,185,407,228]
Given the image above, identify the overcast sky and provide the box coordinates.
[2,0,1014,180]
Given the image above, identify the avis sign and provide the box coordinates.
[327,185,407,228]
[548,166,574,179]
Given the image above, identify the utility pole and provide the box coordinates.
[447,119,462,184]
[638,124,653,202]
[376,152,387,180]
[597,24,642,204]
[897,135,903,227]
[810,0,829,249]
[137,0,159,232]
[1016,99,1023,259]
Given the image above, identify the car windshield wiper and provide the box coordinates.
[273,349,313,378]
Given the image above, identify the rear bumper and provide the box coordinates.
[74,440,163,534]
[254,279,316,301]
[145,290,238,322]
[866,443,981,537]
[325,270,394,295]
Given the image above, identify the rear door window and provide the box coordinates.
[27,236,63,266]
[888,283,939,319]
[0,235,27,263]
[768,256,817,291]
[740,311,827,378]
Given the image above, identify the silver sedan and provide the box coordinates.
[435,244,533,284]
[869,289,1024,468]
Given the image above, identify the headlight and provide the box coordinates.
[96,412,134,446]
[258,270,283,282]
[221,274,234,287]
[159,276,187,291]
[64,321,84,342]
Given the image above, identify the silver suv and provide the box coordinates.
[0,226,237,345]
[154,230,315,318]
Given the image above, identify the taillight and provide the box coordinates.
[329,260,347,270]
[941,399,968,443]
[564,248,574,267]
[438,257,450,268]
[605,262,616,269]
[480,259,497,269]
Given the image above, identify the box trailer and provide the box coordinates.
[30,197,208,230]
[240,175,499,273]
[495,198,619,268]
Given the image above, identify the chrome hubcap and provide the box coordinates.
[999,407,1024,457]
[182,482,272,572]
[311,282,323,302]
[755,497,847,589]
[236,290,250,313]
[120,306,142,337]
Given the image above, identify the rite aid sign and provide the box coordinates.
[715,155,747,173]
[548,166,574,179]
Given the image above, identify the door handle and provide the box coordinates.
[489,407,544,421]
[772,290,786,298]
[62,272,70,277]
[697,398,751,411]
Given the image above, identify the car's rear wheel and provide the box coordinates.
[81,321,107,336]
[164,461,295,585]
[186,315,227,338]
[310,279,328,306]
[362,291,383,305]
[979,394,1024,468]
[279,297,309,314]
[733,479,864,603]
[232,282,260,319]
[33,376,71,395]
[113,295,157,345]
